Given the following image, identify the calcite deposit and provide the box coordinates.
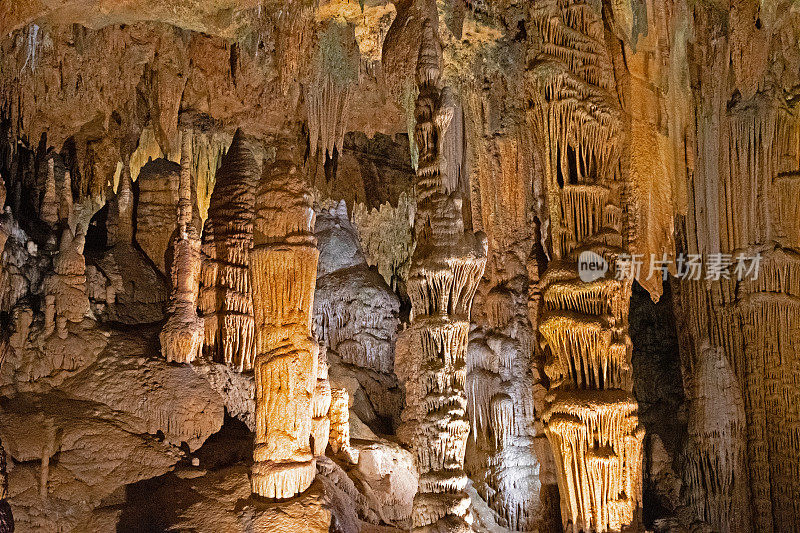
[160,129,204,364]
[249,134,322,500]
[0,0,799,531]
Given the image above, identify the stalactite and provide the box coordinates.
[528,0,643,530]
[393,13,487,532]
[127,125,232,223]
[249,136,322,500]
[350,192,416,291]
[160,129,204,364]
[465,322,540,531]
[307,19,360,159]
[200,130,258,371]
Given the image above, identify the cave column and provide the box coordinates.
[396,18,487,531]
[160,128,204,364]
[528,0,644,530]
[249,137,321,499]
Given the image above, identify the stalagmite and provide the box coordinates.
[314,201,401,375]
[41,158,58,228]
[108,160,134,247]
[528,0,644,530]
[200,130,258,371]
[683,344,749,532]
[43,227,90,339]
[312,346,332,458]
[249,137,322,500]
[393,12,487,531]
[160,129,204,364]
[328,387,351,455]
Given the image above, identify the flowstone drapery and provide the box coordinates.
[673,6,800,529]
[394,16,487,531]
[200,130,259,371]
[528,0,644,530]
[160,129,204,364]
[249,137,326,499]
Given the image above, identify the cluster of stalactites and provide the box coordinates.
[160,129,204,364]
[200,130,258,371]
[527,0,623,262]
[543,390,643,533]
[679,69,800,527]
[305,19,360,160]
[396,15,487,532]
[249,139,327,500]
[529,0,642,529]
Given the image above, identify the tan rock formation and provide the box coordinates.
[200,130,258,371]
[673,5,800,530]
[41,158,59,228]
[249,136,323,500]
[134,158,181,272]
[160,129,204,364]
[328,387,351,456]
[528,0,644,530]
[390,8,487,530]
[43,227,90,339]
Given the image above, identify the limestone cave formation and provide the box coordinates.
[0,0,798,531]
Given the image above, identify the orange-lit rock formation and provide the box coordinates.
[160,129,204,364]
[529,0,644,530]
[672,5,800,530]
[200,130,258,371]
[3,0,800,530]
[249,136,323,499]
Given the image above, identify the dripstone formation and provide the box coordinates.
[1,0,800,532]
[249,136,324,499]
[160,130,204,364]
[200,129,259,371]
[395,14,487,532]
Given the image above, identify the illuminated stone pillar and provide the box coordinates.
[160,129,204,364]
[200,130,258,371]
[249,138,321,499]
[528,0,644,530]
[395,18,487,532]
